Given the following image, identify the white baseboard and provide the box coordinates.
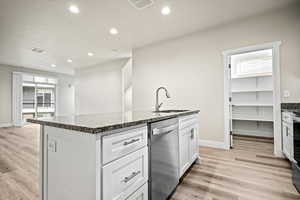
[198,139,228,149]
[0,123,13,128]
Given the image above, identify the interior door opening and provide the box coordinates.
[227,48,276,149]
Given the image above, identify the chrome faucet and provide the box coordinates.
[155,87,171,112]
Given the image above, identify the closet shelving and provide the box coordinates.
[232,103,273,107]
[230,49,274,138]
[231,73,272,79]
[232,115,273,122]
[231,75,274,137]
[231,89,273,93]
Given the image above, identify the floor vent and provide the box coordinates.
[128,0,154,10]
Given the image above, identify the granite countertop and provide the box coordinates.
[281,103,300,114]
[27,110,199,134]
[281,103,300,122]
[282,109,300,113]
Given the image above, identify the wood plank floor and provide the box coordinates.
[0,125,299,200]
[171,136,300,200]
[0,125,39,200]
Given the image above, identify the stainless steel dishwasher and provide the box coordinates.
[149,118,179,200]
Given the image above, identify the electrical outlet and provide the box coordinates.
[48,139,57,152]
[283,90,290,98]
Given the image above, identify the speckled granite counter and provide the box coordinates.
[281,103,300,122]
[281,103,300,110]
[27,110,199,134]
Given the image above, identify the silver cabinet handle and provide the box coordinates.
[123,138,140,146]
[286,127,289,136]
[122,171,141,183]
[191,128,195,139]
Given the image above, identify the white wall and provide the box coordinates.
[0,64,75,126]
[132,4,300,143]
[75,58,130,115]
[0,66,12,126]
[56,78,75,116]
[122,58,133,112]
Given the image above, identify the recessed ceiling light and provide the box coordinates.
[88,52,94,56]
[67,59,73,63]
[110,28,118,35]
[69,5,80,14]
[161,6,171,15]
[51,64,56,67]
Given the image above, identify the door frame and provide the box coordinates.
[222,41,282,157]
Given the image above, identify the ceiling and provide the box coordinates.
[0,0,296,75]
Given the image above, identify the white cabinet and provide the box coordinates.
[282,112,294,162]
[126,183,148,200]
[288,128,294,161]
[179,115,199,177]
[282,123,289,158]
[102,147,148,200]
[190,124,199,162]
[179,127,190,176]
[42,114,199,200]
[101,126,148,200]
[42,125,148,200]
[102,126,148,165]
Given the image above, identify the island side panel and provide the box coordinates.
[96,137,101,200]
[40,125,45,200]
[42,126,98,200]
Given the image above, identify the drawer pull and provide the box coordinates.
[122,171,141,183]
[123,138,140,146]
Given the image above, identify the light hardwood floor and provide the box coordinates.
[0,125,39,200]
[0,125,299,200]
[171,136,300,200]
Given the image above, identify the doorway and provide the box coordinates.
[223,42,282,156]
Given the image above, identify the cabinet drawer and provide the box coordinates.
[103,147,148,200]
[179,114,199,130]
[102,126,147,165]
[126,183,148,200]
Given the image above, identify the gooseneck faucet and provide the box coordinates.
[155,87,171,112]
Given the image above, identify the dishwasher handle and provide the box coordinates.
[152,124,178,136]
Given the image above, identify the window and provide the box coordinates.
[231,49,273,78]
[44,93,51,107]
[22,75,57,122]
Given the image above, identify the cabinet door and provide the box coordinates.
[190,125,199,163]
[282,123,290,160]
[179,127,190,177]
[288,126,294,161]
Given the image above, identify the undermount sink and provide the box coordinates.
[153,109,189,113]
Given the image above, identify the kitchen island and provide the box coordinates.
[28,110,200,200]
